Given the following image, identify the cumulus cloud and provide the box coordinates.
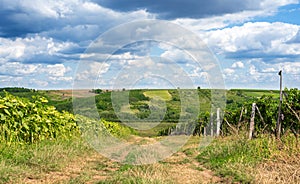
[1,0,299,89]
[287,30,300,43]
[0,61,73,88]
[0,36,80,64]
[202,22,300,62]
[0,0,153,39]
[224,68,235,75]
[258,61,300,75]
[232,61,245,68]
[45,64,71,77]
[0,62,40,76]
[95,0,298,20]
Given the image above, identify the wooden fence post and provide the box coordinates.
[276,70,283,139]
[210,113,214,136]
[255,105,266,125]
[237,106,244,133]
[249,103,256,140]
[216,108,221,136]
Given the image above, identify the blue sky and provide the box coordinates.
[0,0,300,89]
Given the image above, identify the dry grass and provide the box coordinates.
[7,135,300,183]
[1,136,221,184]
[255,154,300,184]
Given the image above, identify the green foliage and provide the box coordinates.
[222,88,300,137]
[282,88,300,134]
[76,115,135,138]
[129,90,150,102]
[193,111,210,136]
[102,120,136,137]
[47,98,73,113]
[91,89,103,94]
[0,87,35,93]
[0,92,78,144]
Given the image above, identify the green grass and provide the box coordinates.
[243,91,279,98]
[143,90,172,101]
[0,137,91,183]
[197,135,278,183]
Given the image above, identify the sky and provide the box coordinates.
[0,0,300,90]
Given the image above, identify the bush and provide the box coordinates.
[0,92,78,144]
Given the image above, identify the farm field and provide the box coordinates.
[0,87,299,183]
[143,90,173,101]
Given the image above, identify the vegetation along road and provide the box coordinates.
[0,87,299,183]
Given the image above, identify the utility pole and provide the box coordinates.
[276,70,283,140]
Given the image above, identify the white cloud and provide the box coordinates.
[161,49,191,63]
[0,36,78,63]
[76,61,110,81]
[202,22,300,57]
[232,61,244,68]
[249,65,258,75]
[29,79,49,87]
[173,0,299,31]
[1,0,300,89]
[0,62,41,76]
[282,62,300,74]
[262,67,277,73]
[0,61,73,88]
[45,64,71,77]
[224,68,235,75]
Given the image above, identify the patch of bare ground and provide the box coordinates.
[162,139,223,184]
[255,153,300,184]
[22,136,224,184]
[62,89,96,98]
[43,89,96,101]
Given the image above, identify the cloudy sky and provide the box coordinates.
[1,0,300,89]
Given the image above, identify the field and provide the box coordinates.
[0,87,299,183]
[143,90,172,101]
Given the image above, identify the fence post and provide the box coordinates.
[210,113,214,136]
[249,103,256,140]
[237,106,244,133]
[216,108,221,136]
[276,70,283,139]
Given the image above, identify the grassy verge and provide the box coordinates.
[0,136,91,183]
[197,135,299,183]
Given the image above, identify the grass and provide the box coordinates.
[143,90,172,101]
[0,137,91,183]
[4,134,298,183]
[243,91,279,98]
[98,164,173,184]
[197,134,299,183]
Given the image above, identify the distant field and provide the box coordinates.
[242,91,279,98]
[41,89,96,100]
[143,90,172,101]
